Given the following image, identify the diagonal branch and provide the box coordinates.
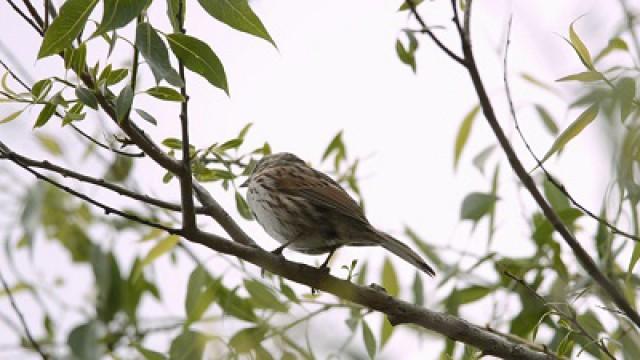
[0,142,181,235]
[0,144,207,214]
[185,229,558,360]
[403,0,467,67]
[0,270,48,360]
[450,0,640,328]
[501,18,640,244]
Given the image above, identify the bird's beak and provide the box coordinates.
[240,178,249,188]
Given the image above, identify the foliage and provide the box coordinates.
[0,0,640,359]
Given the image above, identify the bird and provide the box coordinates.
[240,152,435,276]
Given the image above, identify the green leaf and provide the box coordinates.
[169,330,208,360]
[38,0,98,58]
[616,77,636,122]
[238,123,253,139]
[457,286,492,304]
[64,43,87,74]
[395,39,416,73]
[362,320,376,359]
[32,79,53,101]
[538,103,599,166]
[162,137,183,149]
[235,191,254,220]
[382,257,399,297]
[94,0,149,36]
[185,265,219,323]
[629,243,640,275]
[398,0,424,11]
[322,131,345,163]
[145,86,185,102]
[68,321,102,360]
[105,68,129,86]
[411,271,424,306]
[534,105,559,135]
[75,87,98,109]
[135,108,157,125]
[460,192,498,221]
[195,168,235,182]
[135,23,183,86]
[140,235,179,269]
[218,288,257,322]
[62,103,86,125]
[116,86,134,123]
[380,316,394,348]
[35,133,63,155]
[543,177,570,212]
[135,345,167,360]
[229,327,267,353]
[568,20,593,69]
[0,282,31,297]
[196,0,275,47]
[167,33,228,94]
[472,144,496,175]
[595,37,629,62]
[556,71,603,82]
[243,279,288,312]
[104,156,133,182]
[279,279,299,304]
[218,138,243,151]
[454,105,480,169]
[0,110,23,124]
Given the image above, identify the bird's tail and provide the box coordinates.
[372,228,435,277]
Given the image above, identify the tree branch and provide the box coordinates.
[176,0,197,232]
[403,0,467,67]
[501,19,640,244]
[192,181,257,246]
[0,142,181,235]
[0,145,206,214]
[0,270,48,360]
[453,0,640,328]
[183,229,558,360]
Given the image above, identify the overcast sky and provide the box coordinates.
[0,0,626,358]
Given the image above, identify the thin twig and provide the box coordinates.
[502,19,640,243]
[455,0,640,328]
[176,0,197,232]
[0,270,48,359]
[0,56,144,158]
[404,0,467,67]
[20,0,43,29]
[0,146,206,214]
[4,0,43,35]
[0,143,181,235]
[504,271,616,360]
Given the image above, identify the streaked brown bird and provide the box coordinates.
[241,152,435,276]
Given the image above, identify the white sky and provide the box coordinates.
[0,0,629,358]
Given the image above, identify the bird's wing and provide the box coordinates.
[263,165,369,225]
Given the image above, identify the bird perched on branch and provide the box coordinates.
[241,152,435,276]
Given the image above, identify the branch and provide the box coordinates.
[176,0,197,232]
[404,0,467,67]
[455,0,640,328]
[185,229,558,360]
[0,142,181,235]
[501,19,640,244]
[0,57,144,158]
[0,270,48,360]
[5,0,42,35]
[0,145,207,214]
[505,271,616,360]
[192,181,257,246]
